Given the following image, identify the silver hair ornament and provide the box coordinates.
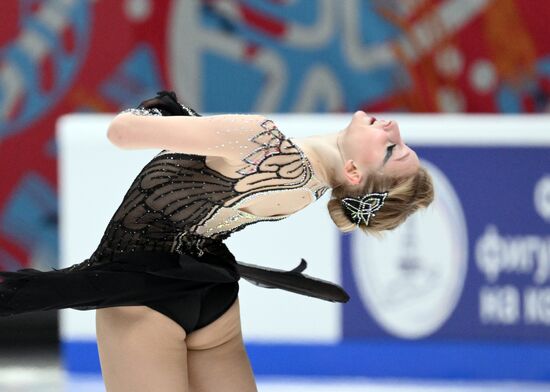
[341,192,389,226]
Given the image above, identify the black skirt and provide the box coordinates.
[0,239,349,317]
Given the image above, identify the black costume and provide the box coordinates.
[0,92,349,333]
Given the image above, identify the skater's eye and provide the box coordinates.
[383,144,396,165]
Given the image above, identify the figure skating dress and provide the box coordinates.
[0,97,349,331]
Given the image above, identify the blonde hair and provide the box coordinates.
[327,166,434,235]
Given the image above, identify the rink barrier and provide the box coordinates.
[63,340,550,380]
[58,114,550,381]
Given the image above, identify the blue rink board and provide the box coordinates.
[63,340,550,381]
[61,145,550,381]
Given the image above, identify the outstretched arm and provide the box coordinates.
[107,112,269,159]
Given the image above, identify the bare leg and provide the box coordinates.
[186,299,257,392]
[96,305,189,392]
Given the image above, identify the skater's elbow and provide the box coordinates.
[107,113,133,148]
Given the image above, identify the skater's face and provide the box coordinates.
[340,111,419,185]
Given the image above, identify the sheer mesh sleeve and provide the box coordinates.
[201,115,293,173]
[111,112,285,163]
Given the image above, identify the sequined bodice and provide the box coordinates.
[90,116,329,263]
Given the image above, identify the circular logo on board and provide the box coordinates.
[534,175,550,222]
[351,160,468,339]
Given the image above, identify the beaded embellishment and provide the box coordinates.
[122,107,163,116]
[237,120,286,175]
[341,192,388,226]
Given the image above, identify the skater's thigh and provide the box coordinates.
[96,305,189,392]
[186,299,257,392]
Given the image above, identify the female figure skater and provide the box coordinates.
[0,92,433,391]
